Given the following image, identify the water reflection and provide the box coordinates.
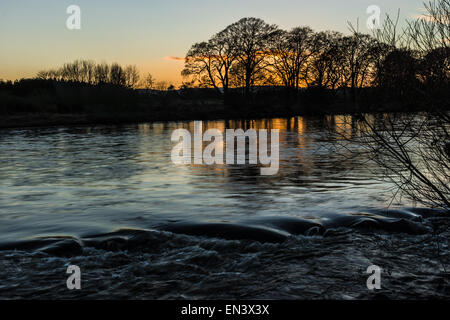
[0,116,403,241]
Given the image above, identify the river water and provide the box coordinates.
[0,116,448,299]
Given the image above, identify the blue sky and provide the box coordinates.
[0,0,425,84]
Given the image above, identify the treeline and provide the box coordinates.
[36,60,141,88]
[0,73,218,118]
[0,60,184,115]
[35,60,179,91]
[0,77,140,114]
[182,0,449,106]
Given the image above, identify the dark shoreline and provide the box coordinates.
[0,104,430,130]
[0,111,318,130]
[2,78,445,131]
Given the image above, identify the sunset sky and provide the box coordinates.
[0,0,425,85]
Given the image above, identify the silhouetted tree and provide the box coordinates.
[209,29,239,98]
[406,0,449,52]
[338,33,379,104]
[109,63,126,86]
[378,48,420,97]
[333,112,450,211]
[37,60,142,89]
[308,31,344,89]
[142,73,155,89]
[80,60,96,84]
[222,18,279,99]
[124,65,140,88]
[94,63,110,85]
[154,81,169,91]
[182,29,238,98]
[182,41,223,93]
[420,46,450,93]
[270,27,314,90]
[330,0,450,210]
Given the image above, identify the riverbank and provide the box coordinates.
[2,79,441,130]
[0,101,429,130]
[0,109,320,130]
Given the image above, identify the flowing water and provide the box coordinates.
[0,116,448,299]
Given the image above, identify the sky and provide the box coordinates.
[0,0,426,85]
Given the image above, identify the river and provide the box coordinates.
[0,116,448,299]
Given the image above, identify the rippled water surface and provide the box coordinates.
[0,117,448,299]
[0,117,406,240]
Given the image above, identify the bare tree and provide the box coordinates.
[406,0,449,52]
[124,65,140,88]
[154,81,170,91]
[209,29,238,97]
[308,31,344,89]
[109,63,126,86]
[333,113,450,210]
[338,32,379,104]
[420,46,450,93]
[60,60,81,82]
[222,18,279,98]
[406,0,450,99]
[182,41,222,93]
[37,60,145,89]
[80,60,96,84]
[142,73,155,90]
[270,27,314,90]
[37,69,62,81]
[329,0,450,211]
[182,28,238,98]
[377,48,420,97]
[94,63,110,85]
